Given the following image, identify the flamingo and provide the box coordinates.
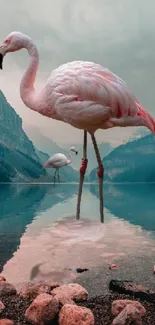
[43,146,78,183]
[0,31,155,221]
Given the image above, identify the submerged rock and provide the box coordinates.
[59,304,95,325]
[109,264,118,270]
[0,282,16,297]
[109,280,155,302]
[25,293,59,325]
[76,268,89,273]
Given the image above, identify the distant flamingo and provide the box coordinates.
[0,31,155,221]
[43,146,78,183]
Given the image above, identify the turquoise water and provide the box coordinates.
[0,183,155,289]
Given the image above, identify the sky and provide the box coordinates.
[0,0,154,146]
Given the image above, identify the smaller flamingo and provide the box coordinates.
[43,147,78,183]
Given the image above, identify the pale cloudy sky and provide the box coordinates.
[0,0,154,145]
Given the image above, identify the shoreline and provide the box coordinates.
[0,290,155,324]
[0,277,155,324]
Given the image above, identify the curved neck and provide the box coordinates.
[19,40,43,112]
[67,152,72,165]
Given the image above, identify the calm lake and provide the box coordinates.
[0,183,155,295]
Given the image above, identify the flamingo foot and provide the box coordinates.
[80,158,88,175]
[97,164,104,178]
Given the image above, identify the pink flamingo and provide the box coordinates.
[43,146,78,183]
[0,31,155,221]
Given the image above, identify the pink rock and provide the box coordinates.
[112,299,146,316]
[19,281,55,299]
[112,304,142,325]
[0,320,14,325]
[59,304,95,325]
[109,264,118,270]
[25,293,59,325]
[0,276,6,282]
[0,300,5,313]
[54,295,75,306]
[51,283,88,305]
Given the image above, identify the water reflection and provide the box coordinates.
[0,184,77,272]
[90,183,155,232]
[1,183,155,288]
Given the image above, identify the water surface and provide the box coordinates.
[0,183,155,292]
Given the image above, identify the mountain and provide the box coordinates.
[89,133,155,182]
[0,91,78,182]
[24,124,86,181]
[25,125,112,173]
[62,143,112,173]
[24,125,67,157]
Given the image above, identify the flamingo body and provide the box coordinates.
[40,60,155,134]
[44,153,71,169]
[0,31,155,219]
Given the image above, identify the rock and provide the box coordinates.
[109,264,118,270]
[112,304,142,325]
[0,282,16,296]
[0,320,14,325]
[51,283,88,305]
[109,280,155,302]
[0,300,5,313]
[76,268,89,273]
[0,276,6,282]
[54,295,75,306]
[25,293,59,325]
[59,304,95,325]
[19,282,52,299]
[111,299,146,316]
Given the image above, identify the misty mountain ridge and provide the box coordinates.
[24,125,113,173]
[90,133,155,182]
[0,90,79,182]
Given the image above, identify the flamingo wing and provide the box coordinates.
[48,61,139,126]
[46,61,155,133]
[45,153,68,168]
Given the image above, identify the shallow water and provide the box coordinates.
[0,183,155,290]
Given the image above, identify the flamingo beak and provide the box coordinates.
[43,162,47,168]
[75,151,78,155]
[0,53,3,70]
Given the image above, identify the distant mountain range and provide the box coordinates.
[62,142,112,173]
[89,133,155,182]
[25,125,113,173]
[1,89,154,184]
[0,91,79,183]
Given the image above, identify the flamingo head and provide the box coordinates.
[0,32,32,69]
[70,146,78,155]
[43,161,50,169]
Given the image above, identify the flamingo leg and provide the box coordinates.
[76,130,88,219]
[91,134,104,223]
[54,169,57,185]
[57,169,60,183]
